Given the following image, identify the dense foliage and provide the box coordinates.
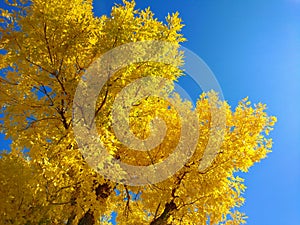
[0,0,276,224]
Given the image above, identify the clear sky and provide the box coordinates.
[93,1,300,224]
[1,0,299,224]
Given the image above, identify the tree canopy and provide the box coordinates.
[0,0,276,224]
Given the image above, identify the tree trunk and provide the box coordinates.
[150,201,177,225]
[78,210,95,225]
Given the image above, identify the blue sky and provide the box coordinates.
[1,0,299,224]
[93,1,300,224]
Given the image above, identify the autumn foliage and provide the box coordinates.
[0,0,276,224]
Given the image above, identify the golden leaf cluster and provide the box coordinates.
[0,0,276,224]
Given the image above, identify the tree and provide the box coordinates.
[0,0,276,224]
